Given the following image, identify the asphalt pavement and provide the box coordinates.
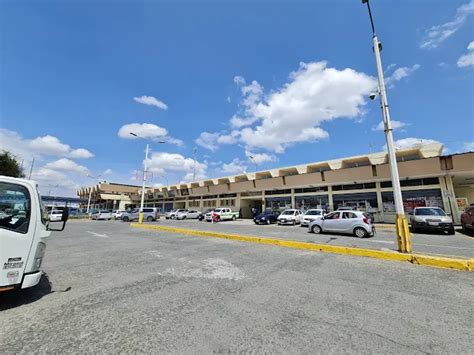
[0,220,473,353]
[152,218,474,258]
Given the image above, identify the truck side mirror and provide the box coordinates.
[47,207,69,231]
[61,207,69,222]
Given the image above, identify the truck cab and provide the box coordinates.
[0,176,68,292]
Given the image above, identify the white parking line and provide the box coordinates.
[86,231,109,238]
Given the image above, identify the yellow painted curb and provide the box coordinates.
[130,223,473,272]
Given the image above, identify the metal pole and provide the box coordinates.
[87,188,92,214]
[364,0,412,253]
[28,157,35,179]
[139,143,149,224]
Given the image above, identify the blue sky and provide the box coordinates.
[1,0,473,196]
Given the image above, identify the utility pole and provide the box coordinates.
[362,0,412,253]
[139,143,149,224]
[28,157,35,179]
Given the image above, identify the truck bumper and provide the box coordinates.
[21,271,42,289]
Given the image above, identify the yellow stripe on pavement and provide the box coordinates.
[130,223,473,272]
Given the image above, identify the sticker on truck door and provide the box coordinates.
[3,257,24,270]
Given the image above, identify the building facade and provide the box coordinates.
[78,144,474,224]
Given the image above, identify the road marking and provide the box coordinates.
[86,231,109,238]
[361,239,395,244]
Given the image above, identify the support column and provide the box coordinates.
[291,189,295,209]
[328,186,334,211]
[441,175,459,224]
[375,182,384,223]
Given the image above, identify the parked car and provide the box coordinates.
[254,210,279,225]
[308,210,375,238]
[301,209,324,227]
[461,205,474,232]
[410,207,454,234]
[204,208,239,222]
[176,210,200,220]
[165,209,188,219]
[113,210,127,220]
[277,209,303,225]
[121,208,160,222]
[48,209,63,222]
[91,210,113,220]
[198,209,214,221]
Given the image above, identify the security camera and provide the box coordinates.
[369,92,377,100]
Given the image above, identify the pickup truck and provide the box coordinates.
[205,208,239,222]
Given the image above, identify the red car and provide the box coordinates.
[461,205,474,232]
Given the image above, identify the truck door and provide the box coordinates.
[0,181,37,288]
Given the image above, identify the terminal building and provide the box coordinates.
[77,144,474,224]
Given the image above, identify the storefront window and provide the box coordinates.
[295,195,329,211]
[332,192,378,212]
[381,189,443,213]
[265,197,291,211]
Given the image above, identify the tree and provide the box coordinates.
[0,151,25,178]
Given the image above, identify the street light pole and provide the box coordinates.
[86,174,102,214]
[138,143,149,224]
[362,0,412,253]
[130,132,166,223]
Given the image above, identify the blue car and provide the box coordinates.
[254,210,279,225]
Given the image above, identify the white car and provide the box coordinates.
[277,209,303,225]
[165,209,188,219]
[91,210,113,220]
[301,209,324,227]
[113,210,127,220]
[176,210,200,220]
[48,210,63,222]
[308,210,375,238]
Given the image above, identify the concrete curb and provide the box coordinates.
[130,223,473,272]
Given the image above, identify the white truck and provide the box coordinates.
[204,208,239,222]
[0,176,69,292]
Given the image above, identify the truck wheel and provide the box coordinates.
[448,227,455,235]
[146,216,153,222]
[354,227,368,238]
[232,215,236,221]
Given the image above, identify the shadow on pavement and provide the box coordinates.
[0,273,71,311]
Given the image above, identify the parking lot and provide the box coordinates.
[149,218,474,258]
[1,220,473,353]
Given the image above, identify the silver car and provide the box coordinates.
[121,208,159,222]
[165,209,188,219]
[176,210,200,220]
[308,210,375,238]
[410,207,454,235]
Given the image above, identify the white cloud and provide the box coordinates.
[387,138,441,150]
[420,1,474,49]
[198,61,376,154]
[117,123,183,146]
[0,128,94,160]
[372,120,407,132]
[457,41,474,67]
[195,132,220,151]
[146,152,207,182]
[133,95,168,110]
[245,151,277,164]
[463,142,474,151]
[45,158,89,174]
[385,64,420,86]
[221,158,248,175]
